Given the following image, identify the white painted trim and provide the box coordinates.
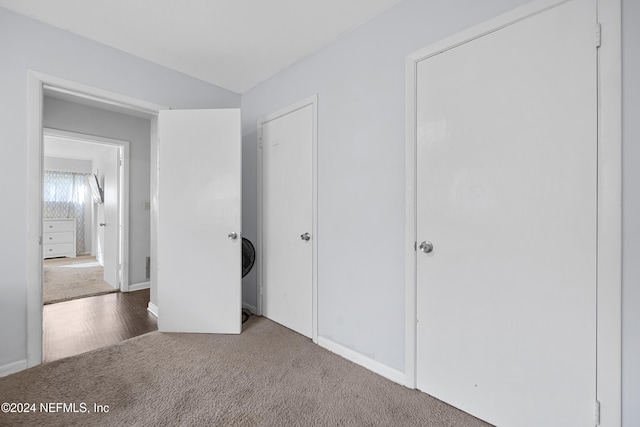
[595,1,622,425]
[257,128,263,317]
[27,72,44,368]
[408,0,573,64]
[311,96,319,345]
[242,302,258,314]
[28,70,168,368]
[317,337,405,385]
[147,302,158,317]
[149,115,159,317]
[404,51,417,389]
[128,281,150,292]
[43,128,131,293]
[0,360,28,378]
[39,75,163,117]
[257,95,319,344]
[404,0,621,425]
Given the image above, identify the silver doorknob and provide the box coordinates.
[419,241,433,253]
[99,223,106,227]
[300,232,311,241]
[228,232,238,240]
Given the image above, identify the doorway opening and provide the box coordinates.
[40,110,149,363]
[27,71,167,366]
[42,129,128,300]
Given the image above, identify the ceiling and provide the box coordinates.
[0,0,402,93]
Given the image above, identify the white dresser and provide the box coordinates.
[43,219,76,259]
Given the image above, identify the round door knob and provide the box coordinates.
[419,241,434,253]
[300,232,311,241]
[228,232,238,240]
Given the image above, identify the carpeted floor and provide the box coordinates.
[44,255,118,305]
[0,316,490,427]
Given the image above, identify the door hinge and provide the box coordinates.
[595,23,602,48]
[38,236,42,245]
[594,400,601,425]
[414,241,417,252]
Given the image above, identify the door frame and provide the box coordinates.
[43,127,130,292]
[257,95,318,343]
[27,70,167,367]
[404,0,621,425]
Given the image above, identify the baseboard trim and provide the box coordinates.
[0,359,28,377]
[317,336,405,385]
[129,281,150,292]
[147,302,158,317]
[242,302,258,314]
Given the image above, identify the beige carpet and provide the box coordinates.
[44,255,118,305]
[0,316,490,427]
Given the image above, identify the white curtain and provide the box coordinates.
[43,171,89,254]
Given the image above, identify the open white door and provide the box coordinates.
[157,109,242,334]
[102,147,120,288]
[95,146,120,289]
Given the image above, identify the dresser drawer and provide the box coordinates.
[44,243,74,258]
[44,232,74,245]
[43,219,75,232]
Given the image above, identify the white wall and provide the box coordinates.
[43,97,150,285]
[0,6,239,370]
[242,0,532,373]
[242,0,639,424]
[2,2,637,424]
[622,0,640,424]
[241,130,259,311]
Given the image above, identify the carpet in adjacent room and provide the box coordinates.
[43,255,118,304]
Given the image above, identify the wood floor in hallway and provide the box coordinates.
[43,289,157,363]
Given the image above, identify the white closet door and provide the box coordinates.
[261,103,314,338]
[158,109,242,334]
[415,0,597,425]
